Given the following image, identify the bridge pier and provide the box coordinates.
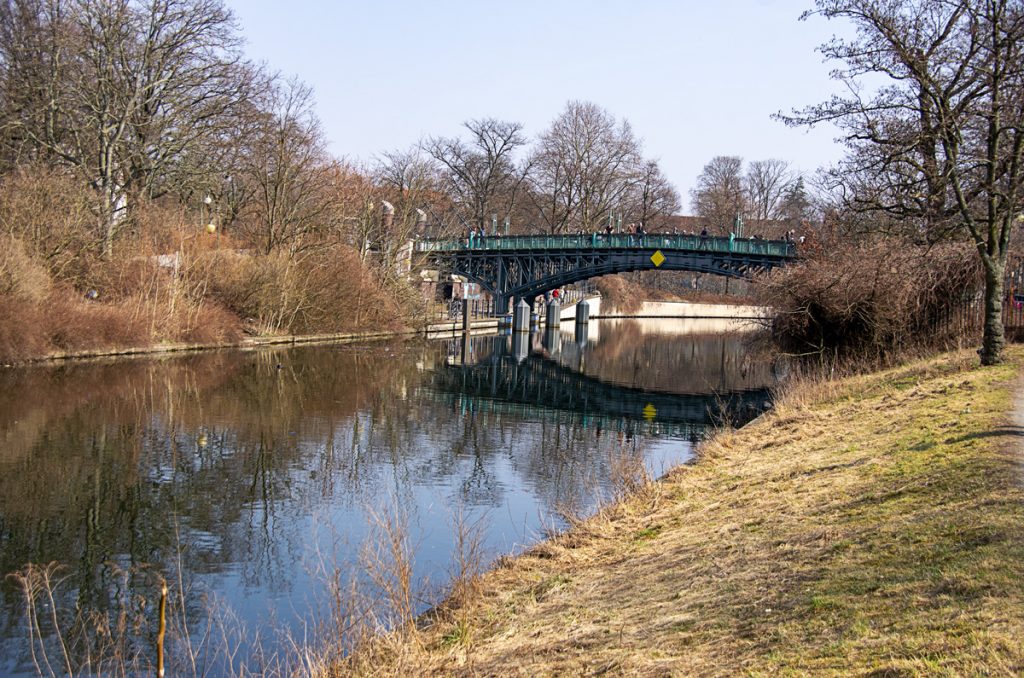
[543,326,561,356]
[513,298,530,333]
[575,319,589,347]
[546,299,561,328]
[575,300,590,326]
[511,331,529,363]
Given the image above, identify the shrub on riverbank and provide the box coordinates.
[755,233,981,364]
[204,247,404,335]
[0,168,415,362]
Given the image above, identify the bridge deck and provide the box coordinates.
[415,233,795,258]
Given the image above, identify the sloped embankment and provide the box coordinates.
[342,348,1024,676]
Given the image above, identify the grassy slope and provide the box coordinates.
[343,348,1024,676]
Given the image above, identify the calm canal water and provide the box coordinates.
[0,319,777,675]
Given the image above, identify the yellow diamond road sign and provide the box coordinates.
[643,403,657,421]
[650,250,665,267]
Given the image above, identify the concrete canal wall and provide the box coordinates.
[559,296,603,320]
[599,300,768,319]
[594,316,761,335]
[547,298,766,335]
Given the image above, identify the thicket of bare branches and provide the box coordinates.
[756,230,981,362]
[423,118,530,233]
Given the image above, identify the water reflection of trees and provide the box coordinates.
[0,345,417,669]
[0,328,772,672]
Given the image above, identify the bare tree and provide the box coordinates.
[424,118,530,234]
[0,0,251,255]
[784,0,1024,365]
[690,155,745,232]
[745,159,792,221]
[237,77,340,256]
[0,0,72,169]
[530,101,641,233]
[374,148,437,238]
[623,160,680,230]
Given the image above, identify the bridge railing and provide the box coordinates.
[414,233,795,257]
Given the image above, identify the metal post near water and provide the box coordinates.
[462,299,471,332]
[575,320,589,347]
[543,326,561,356]
[575,299,590,326]
[513,298,530,333]
[512,330,529,362]
[546,299,561,329]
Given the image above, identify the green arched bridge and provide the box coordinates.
[415,233,797,312]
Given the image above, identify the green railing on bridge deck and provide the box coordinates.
[414,233,796,258]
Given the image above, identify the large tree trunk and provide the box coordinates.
[980,262,1006,365]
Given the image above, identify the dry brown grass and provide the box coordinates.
[204,247,402,336]
[336,348,1024,676]
[0,228,404,363]
[0,167,412,361]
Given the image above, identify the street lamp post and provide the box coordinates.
[202,194,219,248]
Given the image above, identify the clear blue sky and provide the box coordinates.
[224,0,848,213]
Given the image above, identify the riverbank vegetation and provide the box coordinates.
[754,228,985,365]
[0,1,677,363]
[336,346,1024,675]
[0,165,406,362]
[0,1,833,363]
[777,0,1024,366]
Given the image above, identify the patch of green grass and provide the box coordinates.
[809,594,841,611]
[633,525,662,543]
[440,619,470,648]
[668,618,696,633]
[907,438,936,451]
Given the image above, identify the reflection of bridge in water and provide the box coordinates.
[422,334,773,440]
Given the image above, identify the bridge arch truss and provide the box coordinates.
[418,234,795,312]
